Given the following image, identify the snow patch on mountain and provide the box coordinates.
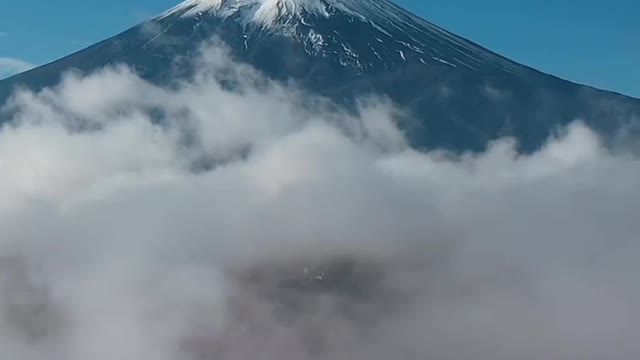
[161,0,399,25]
[157,0,523,75]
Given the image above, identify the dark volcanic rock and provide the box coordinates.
[1,0,638,151]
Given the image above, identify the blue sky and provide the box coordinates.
[0,0,638,97]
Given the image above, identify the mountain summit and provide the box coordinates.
[161,0,523,73]
[1,0,638,151]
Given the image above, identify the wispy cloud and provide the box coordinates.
[0,57,35,79]
[131,8,155,22]
[0,32,8,37]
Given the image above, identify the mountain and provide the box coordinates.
[1,0,639,151]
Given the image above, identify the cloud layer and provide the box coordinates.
[0,57,34,80]
[0,42,639,360]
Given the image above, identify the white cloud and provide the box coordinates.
[0,57,34,79]
[0,41,639,360]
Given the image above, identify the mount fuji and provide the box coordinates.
[1,0,638,151]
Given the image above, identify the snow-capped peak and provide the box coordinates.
[161,0,396,25]
[157,0,523,75]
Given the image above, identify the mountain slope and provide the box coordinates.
[1,0,638,151]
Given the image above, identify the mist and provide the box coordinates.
[0,42,639,360]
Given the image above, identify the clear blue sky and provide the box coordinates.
[1,0,638,98]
